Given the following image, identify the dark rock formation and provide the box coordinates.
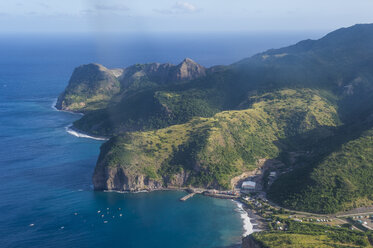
[242,235,263,248]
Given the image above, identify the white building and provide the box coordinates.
[269,172,277,177]
[241,181,256,190]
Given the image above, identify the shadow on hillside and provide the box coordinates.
[266,114,373,211]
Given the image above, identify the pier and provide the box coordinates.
[180,192,196,201]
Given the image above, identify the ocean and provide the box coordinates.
[0,31,323,248]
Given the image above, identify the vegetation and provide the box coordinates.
[269,125,373,214]
[252,219,372,247]
[58,24,373,216]
[56,63,120,112]
[98,89,339,189]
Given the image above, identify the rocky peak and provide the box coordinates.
[173,58,206,81]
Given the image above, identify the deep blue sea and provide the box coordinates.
[0,31,323,248]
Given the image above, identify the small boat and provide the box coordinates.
[104,221,108,224]
[29,224,35,227]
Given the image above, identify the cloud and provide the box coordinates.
[39,2,50,9]
[173,2,197,12]
[95,4,130,12]
[154,2,200,15]
[81,3,130,16]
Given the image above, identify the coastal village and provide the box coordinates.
[179,157,373,237]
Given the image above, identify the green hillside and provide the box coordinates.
[57,23,373,215]
[56,63,120,112]
[269,124,373,214]
[250,220,373,247]
[71,24,373,136]
[94,89,339,190]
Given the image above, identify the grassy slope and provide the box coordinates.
[73,72,230,136]
[252,220,372,248]
[98,89,340,189]
[269,125,373,214]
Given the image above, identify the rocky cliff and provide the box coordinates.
[242,235,263,248]
[56,58,207,113]
[55,63,121,112]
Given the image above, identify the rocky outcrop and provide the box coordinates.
[172,58,206,81]
[56,63,120,112]
[242,235,263,248]
[92,165,191,192]
[93,162,164,192]
[119,58,206,87]
[57,59,206,113]
[92,144,190,191]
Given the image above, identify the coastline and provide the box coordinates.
[235,200,262,237]
[52,98,109,141]
[52,97,259,242]
[65,125,109,141]
[103,187,259,239]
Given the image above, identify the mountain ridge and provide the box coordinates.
[57,23,373,215]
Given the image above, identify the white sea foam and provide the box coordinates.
[65,125,108,141]
[51,98,58,111]
[52,99,107,141]
[52,98,84,116]
[235,201,258,237]
[103,190,149,194]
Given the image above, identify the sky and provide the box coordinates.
[1,0,373,34]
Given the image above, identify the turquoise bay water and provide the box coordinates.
[0,32,322,248]
[0,91,244,248]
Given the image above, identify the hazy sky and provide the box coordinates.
[1,0,373,34]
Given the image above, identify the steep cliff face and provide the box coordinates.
[119,58,206,87]
[172,58,206,81]
[92,163,190,191]
[56,59,207,114]
[92,141,190,191]
[242,236,263,248]
[93,162,164,191]
[56,63,120,112]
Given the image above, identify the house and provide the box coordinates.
[241,181,256,190]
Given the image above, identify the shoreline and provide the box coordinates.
[51,98,109,141]
[65,125,109,141]
[52,97,259,241]
[103,187,260,238]
[235,200,262,237]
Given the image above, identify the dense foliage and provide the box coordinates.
[59,24,373,214]
[269,125,373,214]
[98,89,339,189]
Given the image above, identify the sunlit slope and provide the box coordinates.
[72,24,373,136]
[249,220,373,248]
[93,89,340,190]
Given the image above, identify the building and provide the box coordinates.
[269,171,277,177]
[241,181,256,190]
